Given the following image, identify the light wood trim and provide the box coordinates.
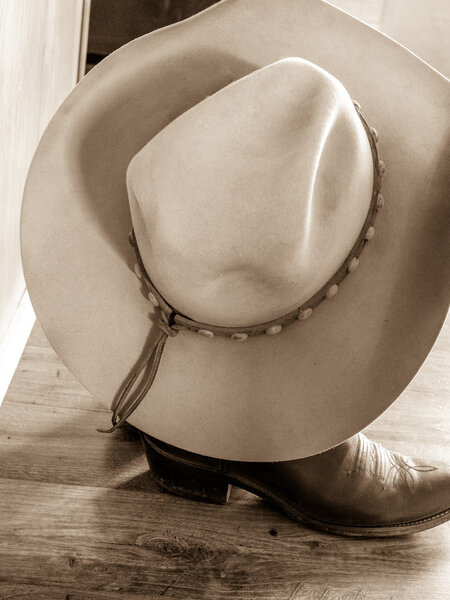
[78,0,92,80]
[0,291,35,405]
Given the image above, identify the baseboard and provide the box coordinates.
[0,290,36,407]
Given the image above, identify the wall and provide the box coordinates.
[329,0,449,77]
[0,0,90,402]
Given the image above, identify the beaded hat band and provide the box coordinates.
[99,103,384,433]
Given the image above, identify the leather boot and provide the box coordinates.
[141,432,450,537]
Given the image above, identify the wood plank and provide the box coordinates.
[2,1,448,596]
[0,317,449,598]
[0,478,449,599]
[5,345,102,411]
[0,402,156,491]
[0,390,448,492]
[1,317,448,492]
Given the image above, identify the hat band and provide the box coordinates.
[98,102,384,433]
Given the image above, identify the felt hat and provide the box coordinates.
[21,0,449,461]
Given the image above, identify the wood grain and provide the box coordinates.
[0,476,449,599]
[1,2,449,597]
[0,318,448,599]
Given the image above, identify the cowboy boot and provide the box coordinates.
[141,432,450,537]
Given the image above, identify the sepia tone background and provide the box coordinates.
[0,1,449,598]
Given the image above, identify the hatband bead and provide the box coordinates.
[365,226,375,240]
[297,308,313,321]
[376,193,385,209]
[265,324,282,335]
[347,257,359,273]
[231,332,248,342]
[198,329,214,338]
[134,263,142,279]
[379,160,386,175]
[370,127,378,143]
[326,284,339,299]
[353,100,361,111]
[148,292,159,307]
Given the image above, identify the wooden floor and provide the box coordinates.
[0,319,448,599]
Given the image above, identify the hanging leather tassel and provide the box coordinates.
[97,314,179,433]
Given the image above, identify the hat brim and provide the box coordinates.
[21,0,449,460]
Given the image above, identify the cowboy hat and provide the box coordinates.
[21,0,449,461]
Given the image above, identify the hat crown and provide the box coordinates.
[127,58,373,327]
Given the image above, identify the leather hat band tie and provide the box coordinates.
[98,104,384,433]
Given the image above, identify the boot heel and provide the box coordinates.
[142,437,232,505]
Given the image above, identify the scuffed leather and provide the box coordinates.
[145,432,450,530]
[224,434,449,527]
